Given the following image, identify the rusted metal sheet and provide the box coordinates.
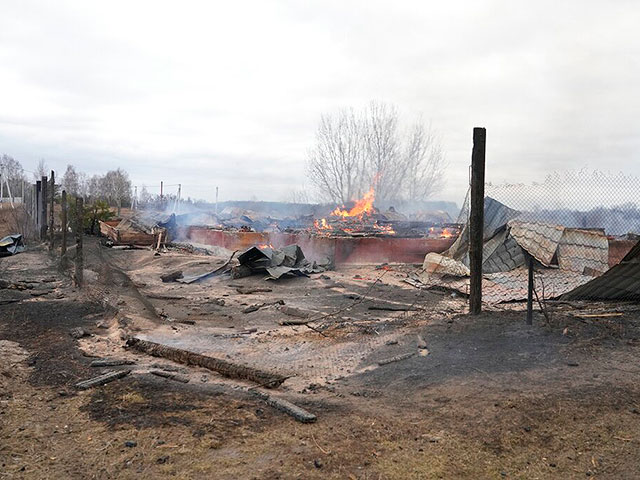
[556,228,609,274]
[184,227,456,265]
[608,239,637,267]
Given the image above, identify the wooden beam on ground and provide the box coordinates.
[126,337,287,388]
[75,370,131,390]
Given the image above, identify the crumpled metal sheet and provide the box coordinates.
[562,240,640,301]
[508,220,565,266]
[422,252,470,277]
[0,234,25,257]
[446,197,521,263]
[238,244,327,280]
[482,229,525,273]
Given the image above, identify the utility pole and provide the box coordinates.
[215,186,219,216]
[49,170,55,250]
[133,186,138,210]
[160,181,163,203]
[469,127,486,315]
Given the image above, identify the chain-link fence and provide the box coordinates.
[421,170,640,314]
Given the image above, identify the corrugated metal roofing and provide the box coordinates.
[508,220,565,266]
[562,241,640,301]
[482,229,525,273]
[446,197,521,263]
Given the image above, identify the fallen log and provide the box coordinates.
[150,370,190,383]
[126,337,286,388]
[145,293,185,300]
[279,318,311,326]
[75,370,131,390]
[253,390,316,423]
[280,306,312,318]
[378,352,415,366]
[90,359,136,367]
[368,304,417,312]
[236,286,273,295]
[243,299,284,313]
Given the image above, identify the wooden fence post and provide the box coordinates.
[469,127,486,315]
[35,181,41,234]
[40,176,48,241]
[49,170,55,250]
[61,190,67,267]
[526,255,534,325]
[75,197,84,287]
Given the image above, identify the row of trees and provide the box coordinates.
[307,101,446,205]
[0,155,132,215]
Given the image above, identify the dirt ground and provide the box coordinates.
[2,239,640,479]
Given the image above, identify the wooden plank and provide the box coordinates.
[253,390,317,423]
[75,369,130,390]
[378,351,415,366]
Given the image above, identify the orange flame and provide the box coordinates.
[440,228,454,238]
[331,187,375,218]
[314,218,332,230]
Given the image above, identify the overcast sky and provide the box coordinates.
[1,1,638,206]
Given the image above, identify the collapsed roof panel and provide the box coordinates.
[446,197,521,262]
[508,220,565,266]
[556,228,609,274]
[562,241,640,301]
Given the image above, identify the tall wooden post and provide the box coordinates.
[469,127,486,315]
[49,170,55,249]
[35,180,41,233]
[41,176,48,240]
[75,197,84,287]
[61,190,67,267]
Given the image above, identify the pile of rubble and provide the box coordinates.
[416,197,636,303]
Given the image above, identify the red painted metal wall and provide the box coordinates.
[183,227,456,265]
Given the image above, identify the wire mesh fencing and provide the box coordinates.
[420,170,640,315]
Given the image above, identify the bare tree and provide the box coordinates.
[402,121,445,201]
[102,168,132,215]
[307,108,366,204]
[62,164,81,196]
[1,154,27,199]
[307,101,445,205]
[34,159,48,181]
